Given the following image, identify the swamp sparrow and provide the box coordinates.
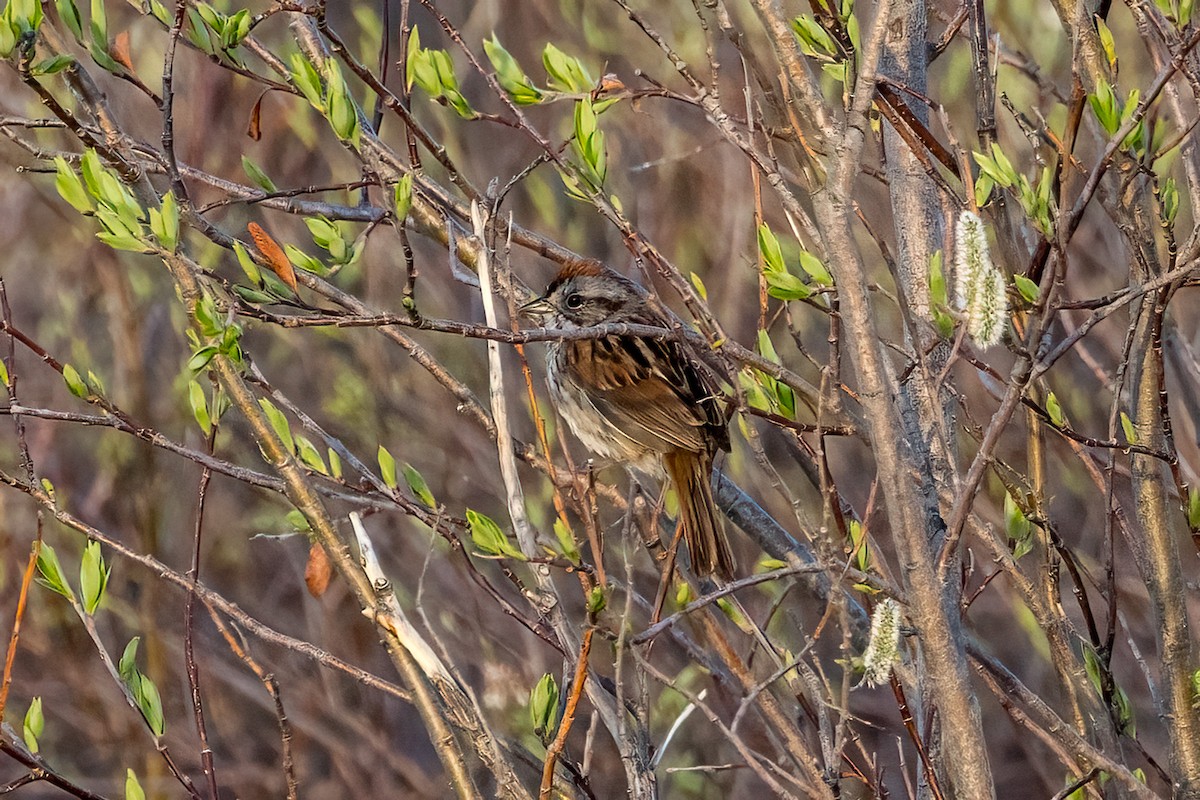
[522,260,735,578]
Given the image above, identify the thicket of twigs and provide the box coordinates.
[0,0,1199,797]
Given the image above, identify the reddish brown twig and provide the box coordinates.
[0,529,40,720]
[890,675,945,800]
[205,603,298,800]
[539,626,594,799]
[184,426,219,800]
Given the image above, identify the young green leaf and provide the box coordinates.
[467,509,525,559]
[424,49,473,117]
[738,370,771,412]
[1013,274,1040,305]
[284,244,326,276]
[1161,178,1180,225]
[1114,682,1136,735]
[756,330,780,364]
[1095,15,1117,71]
[222,8,250,49]
[232,240,262,285]
[295,435,327,474]
[675,581,693,606]
[989,143,1016,183]
[377,445,397,488]
[22,697,42,754]
[483,34,542,104]
[0,17,15,59]
[89,0,107,49]
[304,216,338,247]
[186,345,218,374]
[258,398,294,455]
[1188,487,1200,530]
[79,149,105,198]
[85,371,105,397]
[184,6,216,54]
[137,674,165,736]
[325,58,361,145]
[572,97,606,188]
[529,673,560,745]
[790,15,837,57]
[56,0,82,39]
[1089,79,1120,135]
[54,156,93,213]
[586,585,606,614]
[844,7,864,50]
[148,191,179,251]
[79,540,110,615]
[285,508,311,532]
[974,172,995,207]
[1004,492,1035,559]
[765,270,811,301]
[289,52,325,111]
[716,597,753,631]
[95,230,148,252]
[1046,391,1066,427]
[847,519,871,572]
[328,447,343,480]
[542,42,592,93]
[394,173,413,225]
[241,156,277,192]
[119,637,141,688]
[798,250,833,286]
[125,769,146,800]
[402,463,435,507]
[62,364,88,398]
[36,543,75,600]
[193,4,223,38]
[757,223,786,274]
[1120,411,1138,445]
[928,250,947,306]
[188,381,211,436]
[468,508,504,554]
[408,46,440,98]
[552,518,580,564]
[972,148,1015,189]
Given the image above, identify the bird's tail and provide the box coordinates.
[664,451,735,579]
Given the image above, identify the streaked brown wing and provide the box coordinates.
[564,335,724,454]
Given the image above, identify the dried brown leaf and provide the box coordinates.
[304,541,332,598]
[247,90,267,141]
[596,73,625,94]
[113,32,135,74]
[247,222,297,293]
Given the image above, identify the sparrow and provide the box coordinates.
[522,260,735,578]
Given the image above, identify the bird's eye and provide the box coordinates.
[565,293,584,309]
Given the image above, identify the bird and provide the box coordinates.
[522,259,735,578]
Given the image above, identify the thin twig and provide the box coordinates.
[184,427,220,800]
[539,627,594,799]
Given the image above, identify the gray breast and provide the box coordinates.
[547,344,664,477]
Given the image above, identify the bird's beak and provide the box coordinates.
[520,296,554,321]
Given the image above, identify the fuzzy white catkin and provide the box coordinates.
[954,210,1009,348]
[863,598,901,687]
[954,211,989,309]
[968,266,1009,348]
